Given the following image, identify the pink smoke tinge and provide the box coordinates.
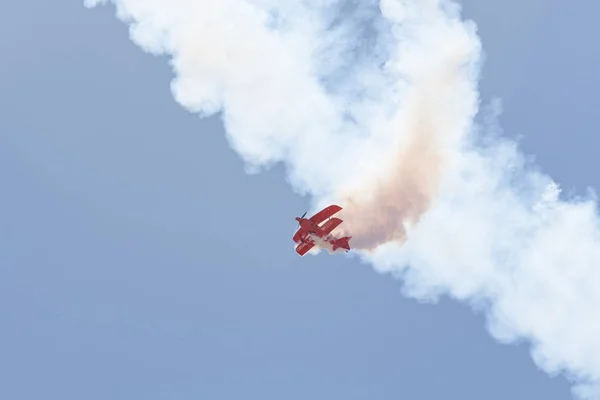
[338,128,443,251]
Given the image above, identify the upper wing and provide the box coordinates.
[295,240,315,256]
[319,217,343,235]
[309,205,342,224]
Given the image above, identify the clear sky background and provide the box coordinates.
[1,1,598,399]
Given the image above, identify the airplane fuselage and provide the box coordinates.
[295,218,326,240]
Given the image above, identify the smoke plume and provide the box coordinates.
[85,0,600,398]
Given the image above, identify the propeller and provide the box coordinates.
[297,211,307,226]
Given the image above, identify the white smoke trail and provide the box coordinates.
[85,0,600,398]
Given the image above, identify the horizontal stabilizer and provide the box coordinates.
[331,236,351,251]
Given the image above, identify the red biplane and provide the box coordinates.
[293,205,352,256]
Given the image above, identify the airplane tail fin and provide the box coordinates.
[331,236,351,251]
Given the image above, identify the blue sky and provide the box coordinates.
[1,1,598,399]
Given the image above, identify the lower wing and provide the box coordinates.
[295,241,315,256]
[319,217,343,235]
